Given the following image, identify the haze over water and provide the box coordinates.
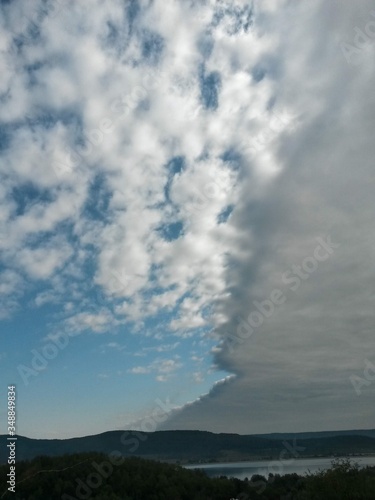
[186,456,375,480]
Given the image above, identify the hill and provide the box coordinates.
[1,429,375,464]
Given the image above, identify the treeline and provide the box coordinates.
[1,454,375,499]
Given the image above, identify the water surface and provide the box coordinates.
[185,456,375,480]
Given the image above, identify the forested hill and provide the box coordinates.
[1,453,375,500]
[1,429,375,464]
[255,429,375,440]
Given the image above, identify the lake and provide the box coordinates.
[185,456,375,480]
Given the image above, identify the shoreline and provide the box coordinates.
[183,453,375,467]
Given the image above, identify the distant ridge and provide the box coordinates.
[1,429,375,464]
[256,429,375,440]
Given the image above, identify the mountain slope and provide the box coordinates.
[1,429,375,464]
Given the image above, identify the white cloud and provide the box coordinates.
[128,357,183,382]
[16,238,73,280]
[65,309,119,334]
[34,289,60,307]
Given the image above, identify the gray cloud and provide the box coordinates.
[160,0,375,433]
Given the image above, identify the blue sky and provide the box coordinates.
[1,0,375,439]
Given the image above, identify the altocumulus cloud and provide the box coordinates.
[0,0,374,437]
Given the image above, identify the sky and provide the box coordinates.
[0,0,374,439]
